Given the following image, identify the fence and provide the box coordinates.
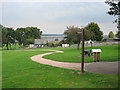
[70,41,119,47]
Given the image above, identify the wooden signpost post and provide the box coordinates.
[92,49,102,62]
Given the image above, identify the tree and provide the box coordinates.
[2,27,15,50]
[0,24,3,47]
[115,30,120,38]
[15,27,26,45]
[1,25,42,49]
[64,26,82,49]
[64,26,93,49]
[85,22,103,41]
[25,27,42,39]
[108,31,114,38]
[105,0,120,30]
[1,25,7,47]
[55,38,59,41]
[15,27,42,46]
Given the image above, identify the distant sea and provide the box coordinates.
[42,34,64,36]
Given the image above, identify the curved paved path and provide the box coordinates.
[31,50,91,70]
[31,50,119,74]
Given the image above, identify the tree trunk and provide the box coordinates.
[15,43,16,49]
[90,42,92,47]
[9,44,11,49]
[6,43,9,50]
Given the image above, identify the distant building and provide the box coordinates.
[34,34,65,47]
[103,35,120,41]
[41,34,65,42]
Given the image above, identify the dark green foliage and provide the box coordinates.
[105,0,120,30]
[1,25,42,49]
[64,26,82,44]
[85,22,103,41]
[57,41,63,46]
[47,42,55,47]
[0,25,2,47]
[102,38,107,42]
[64,26,93,49]
[15,27,26,45]
[15,27,42,46]
[55,38,59,41]
[105,0,120,16]
[24,38,34,46]
[108,31,114,38]
[1,25,15,50]
[115,30,120,38]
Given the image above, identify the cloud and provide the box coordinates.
[2,2,117,35]
[3,2,114,23]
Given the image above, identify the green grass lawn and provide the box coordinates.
[0,51,2,89]
[1,45,21,50]
[43,45,119,63]
[2,46,118,88]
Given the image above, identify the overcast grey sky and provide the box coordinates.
[1,1,118,35]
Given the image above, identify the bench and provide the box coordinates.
[80,50,93,57]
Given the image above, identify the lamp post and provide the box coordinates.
[81,28,85,73]
[78,26,85,73]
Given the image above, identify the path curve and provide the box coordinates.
[30,50,119,74]
[30,50,91,70]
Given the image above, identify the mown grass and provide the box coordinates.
[43,45,119,63]
[1,45,21,50]
[0,51,2,89]
[2,48,118,88]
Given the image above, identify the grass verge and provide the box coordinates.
[43,45,119,63]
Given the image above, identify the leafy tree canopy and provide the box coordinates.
[108,31,114,38]
[105,0,120,30]
[15,27,42,46]
[64,25,93,49]
[1,25,42,49]
[85,22,103,41]
[2,26,15,50]
[105,0,120,16]
[115,30,120,38]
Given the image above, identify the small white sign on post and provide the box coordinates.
[92,49,102,62]
[92,49,102,52]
